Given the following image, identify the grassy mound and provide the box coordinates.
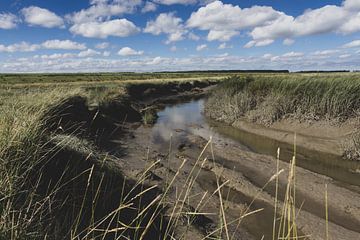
[205,74,360,125]
[205,74,360,160]
[0,88,169,239]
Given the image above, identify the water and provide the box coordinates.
[151,99,208,144]
[151,98,360,188]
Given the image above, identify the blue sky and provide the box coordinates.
[1,0,360,72]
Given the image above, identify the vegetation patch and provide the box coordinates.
[0,88,171,239]
[205,74,360,160]
[206,74,360,124]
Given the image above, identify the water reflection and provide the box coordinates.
[151,99,360,187]
[151,99,210,144]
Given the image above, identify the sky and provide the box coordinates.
[1,0,360,72]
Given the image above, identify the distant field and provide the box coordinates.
[0,72,237,85]
[1,71,356,85]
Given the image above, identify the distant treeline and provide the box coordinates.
[295,70,351,73]
[158,70,290,73]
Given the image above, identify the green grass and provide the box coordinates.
[142,110,157,125]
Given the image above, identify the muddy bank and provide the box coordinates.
[203,81,360,186]
[205,113,356,158]
[120,107,360,240]
[3,80,216,239]
[107,96,359,239]
[30,81,214,239]
[208,120,360,191]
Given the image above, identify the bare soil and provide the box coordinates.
[231,118,354,156]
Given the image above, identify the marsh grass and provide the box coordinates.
[206,74,360,161]
[142,110,157,125]
[206,74,360,125]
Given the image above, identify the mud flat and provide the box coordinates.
[207,119,360,189]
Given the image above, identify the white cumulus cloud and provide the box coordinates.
[142,1,158,13]
[78,49,101,57]
[95,42,110,49]
[218,43,232,49]
[196,44,207,51]
[0,13,19,29]
[67,0,142,24]
[21,6,64,28]
[244,39,274,48]
[118,47,144,56]
[70,19,139,38]
[283,38,295,46]
[0,42,40,52]
[343,0,360,10]
[144,12,187,43]
[312,49,340,56]
[339,54,351,58]
[40,53,76,60]
[153,0,197,5]
[248,1,360,47]
[42,40,86,50]
[103,51,111,57]
[342,40,360,48]
[187,1,281,42]
[188,32,200,41]
[0,40,87,52]
[184,0,360,47]
[282,51,304,58]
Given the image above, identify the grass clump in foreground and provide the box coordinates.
[0,85,153,239]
